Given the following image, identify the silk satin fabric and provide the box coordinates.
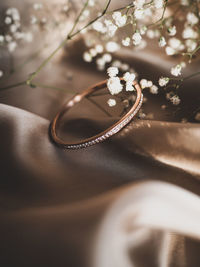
[1,1,200,265]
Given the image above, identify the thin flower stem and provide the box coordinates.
[0,80,74,93]
[68,0,90,37]
[184,44,200,61]
[0,80,26,91]
[167,70,200,90]
[70,0,112,38]
[182,70,200,81]
[147,0,168,28]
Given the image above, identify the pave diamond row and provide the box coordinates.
[65,94,143,150]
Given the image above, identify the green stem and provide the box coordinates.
[68,0,90,37]
[0,80,75,94]
[168,70,200,91]
[182,70,200,81]
[147,0,168,28]
[70,0,112,38]
[0,80,26,91]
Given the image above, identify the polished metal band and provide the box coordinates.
[50,78,143,149]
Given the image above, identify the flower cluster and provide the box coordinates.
[0,7,33,56]
[0,1,80,77]
[106,67,138,106]
[81,0,200,112]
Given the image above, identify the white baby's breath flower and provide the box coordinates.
[107,77,123,95]
[123,72,136,91]
[159,77,169,87]
[170,95,181,105]
[180,61,186,68]
[159,36,166,47]
[112,60,122,68]
[138,111,146,119]
[181,0,189,5]
[10,24,17,33]
[30,15,37,24]
[96,57,105,70]
[121,63,129,71]
[140,26,147,35]
[182,27,198,39]
[161,104,167,109]
[89,48,97,57]
[88,0,95,7]
[95,44,103,53]
[107,67,119,77]
[154,0,164,9]
[140,79,148,89]
[168,38,181,50]
[83,51,92,62]
[187,12,199,25]
[80,9,90,21]
[14,32,24,40]
[104,20,117,37]
[92,21,105,33]
[6,7,19,17]
[12,12,20,21]
[8,41,17,52]
[171,64,182,76]
[195,112,200,121]
[62,4,69,12]
[147,80,153,87]
[123,72,135,82]
[0,35,4,43]
[107,98,116,107]
[165,46,176,55]
[33,3,43,10]
[106,41,119,52]
[5,34,12,42]
[136,40,147,50]
[144,7,152,16]
[132,32,142,45]
[5,16,12,25]
[185,39,197,52]
[134,9,144,19]
[41,17,47,24]
[112,12,127,27]
[0,70,3,78]
[146,29,155,39]
[122,37,130,46]
[125,81,134,91]
[134,0,145,8]
[150,85,158,94]
[168,25,176,36]
[102,53,112,63]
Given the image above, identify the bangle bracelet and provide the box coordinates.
[50,78,143,149]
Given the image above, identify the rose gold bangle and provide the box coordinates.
[50,78,143,149]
